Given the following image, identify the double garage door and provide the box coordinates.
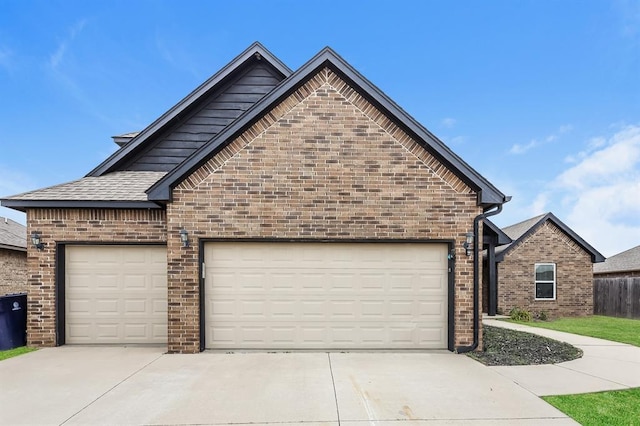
[204,242,449,350]
[65,243,448,349]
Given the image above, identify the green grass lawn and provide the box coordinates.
[512,315,640,347]
[543,388,640,426]
[0,346,37,361]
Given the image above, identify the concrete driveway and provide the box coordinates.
[0,347,575,425]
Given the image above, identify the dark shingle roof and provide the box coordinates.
[594,245,640,274]
[0,217,26,251]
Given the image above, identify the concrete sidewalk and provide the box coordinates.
[0,346,576,425]
[484,318,640,396]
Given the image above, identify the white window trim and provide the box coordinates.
[534,263,556,301]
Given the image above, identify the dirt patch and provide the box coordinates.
[467,325,583,366]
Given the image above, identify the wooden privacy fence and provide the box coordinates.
[593,277,640,319]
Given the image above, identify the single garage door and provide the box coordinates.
[65,245,168,345]
[204,242,448,349]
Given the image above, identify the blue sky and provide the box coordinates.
[0,0,638,257]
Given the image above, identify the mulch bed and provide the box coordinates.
[467,325,583,366]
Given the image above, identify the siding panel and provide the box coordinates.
[122,62,285,172]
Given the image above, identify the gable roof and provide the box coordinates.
[2,43,509,212]
[89,42,292,176]
[483,219,512,246]
[1,171,165,211]
[147,46,508,208]
[0,217,27,252]
[594,245,640,274]
[495,212,605,263]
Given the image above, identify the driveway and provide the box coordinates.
[0,346,576,425]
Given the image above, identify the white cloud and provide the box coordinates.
[555,125,640,190]
[49,19,87,70]
[155,30,202,79]
[0,46,13,71]
[616,0,640,40]
[441,117,456,128]
[558,124,573,134]
[509,124,573,155]
[534,124,640,256]
[510,139,540,154]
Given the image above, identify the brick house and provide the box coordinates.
[0,217,27,296]
[484,213,604,318]
[1,43,509,353]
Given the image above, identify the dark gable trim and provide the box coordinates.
[88,42,292,177]
[483,219,512,246]
[147,47,508,208]
[495,212,605,263]
[0,199,163,212]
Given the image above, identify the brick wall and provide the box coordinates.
[25,209,166,346]
[497,221,593,318]
[0,248,27,296]
[168,67,482,353]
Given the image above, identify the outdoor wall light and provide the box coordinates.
[462,231,474,256]
[179,228,189,248]
[31,231,44,251]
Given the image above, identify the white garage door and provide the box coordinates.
[65,245,168,345]
[204,242,448,349]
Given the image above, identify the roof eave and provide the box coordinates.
[0,243,27,252]
[0,199,163,211]
[88,42,292,177]
[147,47,509,206]
[594,267,640,275]
[483,219,512,246]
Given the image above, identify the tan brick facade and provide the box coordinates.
[168,68,482,353]
[497,221,593,318]
[0,248,27,296]
[22,68,489,353]
[25,209,166,346]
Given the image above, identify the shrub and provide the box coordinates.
[537,311,548,321]
[509,307,532,322]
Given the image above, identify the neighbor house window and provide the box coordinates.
[535,263,556,300]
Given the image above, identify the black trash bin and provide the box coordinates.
[0,293,27,350]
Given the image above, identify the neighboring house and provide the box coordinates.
[593,245,640,278]
[484,213,604,318]
[0,217,27,296]
[1,43,509,353]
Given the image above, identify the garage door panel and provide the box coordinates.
[205,242,448,349]
[65,245,168,345]
[96,275,119,289]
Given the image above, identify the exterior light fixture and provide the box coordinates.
[462,232,474,256]
[179,228,189,248]
[31,231,44,251]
